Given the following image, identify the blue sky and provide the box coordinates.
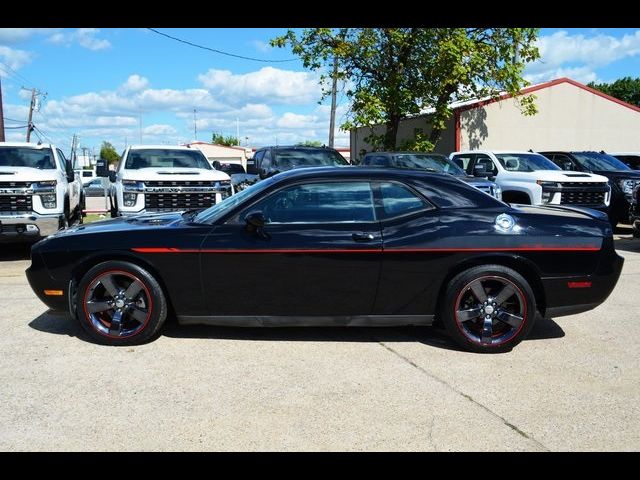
[1,28,639,156]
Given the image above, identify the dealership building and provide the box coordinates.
[350,77,640,160]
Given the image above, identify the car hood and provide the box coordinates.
[0,167,59,181]
[46,212,187,238]
[500,170,608,183]
[590,169,640,180]
[120,167,230,181]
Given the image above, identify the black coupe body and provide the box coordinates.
[27,167,623,352]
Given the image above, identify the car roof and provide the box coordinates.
[270,165,454,182]
[0,141,55,149]
[453,150,544,155]
[257,145,338,151]
[364,151,448,156]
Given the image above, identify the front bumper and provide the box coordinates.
[0,212,61,242]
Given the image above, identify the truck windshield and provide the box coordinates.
[495,153,560,172]
[124,149,212,170]
[572,152,631,171]
[274,149,348,168]
[391,154,466,176]
[0,147,56,169]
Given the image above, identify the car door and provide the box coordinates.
[200,180,383,316]
[57,149,80,210]
[372,180,442,316]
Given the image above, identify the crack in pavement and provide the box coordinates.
[375,339,550,452]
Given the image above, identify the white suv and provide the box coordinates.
[450,150,611,210]
[109,145,233,217]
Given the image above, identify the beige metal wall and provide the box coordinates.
[459,82,640,151]
[350,115,456,162]
[188,143,251,169]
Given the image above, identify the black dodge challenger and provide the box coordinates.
[26,167,623,352]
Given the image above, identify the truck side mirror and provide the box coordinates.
[96,158,110,177]
[563,162,573,171]
[108,171,116,183]
[65,160,75,183]
[473,164,490,177]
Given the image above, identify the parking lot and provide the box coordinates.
[0,233,638,452]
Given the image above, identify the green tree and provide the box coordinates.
[99,141,120,167]
[588,77,640,107]
[212,132,240,146]
[296,140,323,147]
[272,28,540,151]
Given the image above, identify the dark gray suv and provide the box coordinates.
[247,145,349,179]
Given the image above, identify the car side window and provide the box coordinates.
[378,182,428,219]
[549,154,574,170]
[474,154,498,175]
[262,150,272,170]
[451,155,473,173]
[247,181,376,224]
[364,155,391,167]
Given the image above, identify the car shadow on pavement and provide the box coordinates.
[614,237,640,253]
[0,243,32,261]
[28,310,565,352]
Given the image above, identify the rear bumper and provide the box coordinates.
[0,213,61,242]
[542,243,624,318]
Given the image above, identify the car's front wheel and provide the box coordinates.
[439,265,537,353]
[76,261,167,346]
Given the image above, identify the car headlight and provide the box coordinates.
[35,180,57,188]
[123,192,138,207]
[122,180,144,192]
[617,179,639,198]
[536,180,558,203]
[39,193,57,209]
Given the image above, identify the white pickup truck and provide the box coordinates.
[0,142,83,242]
[108,145,233,217]
[450,150,611,211]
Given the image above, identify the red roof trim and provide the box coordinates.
[455,77,640,115]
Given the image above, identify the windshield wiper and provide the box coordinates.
[182,208,205,222]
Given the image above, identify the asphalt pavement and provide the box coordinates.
[0,232,638,451]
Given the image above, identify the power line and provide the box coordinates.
[147,28,296,63]
[0,61,36,89]
[5,125,28,129]
[3,117,24,123]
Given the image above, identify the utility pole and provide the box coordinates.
[236,118,240,143]
[193,108,197,141]
[0,76,5,142]
[328,56,338,148]
[25,88,36,142]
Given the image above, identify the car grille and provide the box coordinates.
[0,195,32,213]
[559,182,608,206]
[0,181,32,189]
[145,181,211,187]
[145,193,215,211]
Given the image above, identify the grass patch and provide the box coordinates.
[83,213,110,224]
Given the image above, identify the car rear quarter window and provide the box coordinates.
[411,177,494,209]
[363,155,391,167]
[378,182,428,218]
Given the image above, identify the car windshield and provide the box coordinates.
[124,149,212,170]
[0,147,56,169]
[194,176,277,224]
[274,148,348,168]
[495,153,560,172]
[392,154,466,176]
[572,152,631,171]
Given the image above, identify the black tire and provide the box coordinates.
[110,198,119,218]
[439,265,537,353]
[75,261,167,346]
[59,200,70,230]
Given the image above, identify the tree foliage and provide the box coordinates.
[587,77,640,107]
[212,132,240,146]
[296,140,323,147]
[272,28,540,151]
[99,141,120,166]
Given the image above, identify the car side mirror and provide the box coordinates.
[473,164,490,177]
[245,211,266,228]
[108,171,116,183]
[96,158,110,177]
[563,162,573,171]
[65,160,75,183]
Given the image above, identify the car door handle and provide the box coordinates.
[352,232,375,242]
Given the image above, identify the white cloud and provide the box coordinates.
[198,66,321,105]
[48,28,111,51]
[0,45,32,72]
[0,28,60,44]
[143,124,177,136]
[277,112,316,129]
[526,29,640,84]
[121,74,149,92]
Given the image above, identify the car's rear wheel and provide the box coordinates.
[76,261,167,346]
[439,265,537,353]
